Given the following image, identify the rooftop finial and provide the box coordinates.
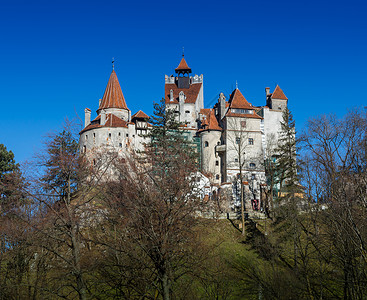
[182,46,184,57]
[236,80,238,89]
[112,57,115,70]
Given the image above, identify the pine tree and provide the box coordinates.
[274,108,301,200]
[0,144,19,179]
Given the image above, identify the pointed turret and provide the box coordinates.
[98,70,128,111]
[175,56,192,74]
[266,85,288,111]
[271,85,288,100]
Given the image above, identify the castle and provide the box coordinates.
[79,56,289,215]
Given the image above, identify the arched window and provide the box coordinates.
[216,174,220,180]
[204,141,209,147]
[250,163,256,168]
[215,160,219,166]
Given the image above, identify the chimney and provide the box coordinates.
[265,87,270,96]
[84,108,91,127]
[100,109,106,126]
[170,89,174,101]
[219,93,226,120]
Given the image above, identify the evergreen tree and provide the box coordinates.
[0,144,19,179]
[274,108,301,199]
[41,129,79,200]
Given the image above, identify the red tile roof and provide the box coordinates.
[198,109,222,132]
[132,110,150,120]
[271,85,288,100]
[80,113,128,133]
[175,57,191,73]
[165,82,202,104]
[99,70,128,111]
[228,88,253,109]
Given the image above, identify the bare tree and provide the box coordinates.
[225,117,264,235]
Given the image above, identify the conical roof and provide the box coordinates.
[228,88,253,109]
[99,70,128,110]
[175,56,192,73]
[272,85,288,100]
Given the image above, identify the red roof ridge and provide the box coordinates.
[99,70,129,111]
[271,85,288,100]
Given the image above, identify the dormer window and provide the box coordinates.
[232,109,253,114]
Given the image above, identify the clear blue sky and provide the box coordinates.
[1,0,366,163]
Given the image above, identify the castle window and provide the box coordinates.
[248,138,254,145]
[118,132,121,136]
[216,174,220,180]
[235,158,238,163]
[185,110,190,114]
[119,143,122,148]
[109,133,111,138]
[93,133,95,137]
[204,141,209,147]
[93,159,96,166]
[126,134,129,137]
[83,145,86,153]
[252,173,256,180]
[250,163,256,168]
[236,137,240,144]
[216,160,219,166]
[217,141,220,145]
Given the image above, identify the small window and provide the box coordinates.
[126,134,129,137]
[204,141,209,147]
[185,110,190,114]
[217,141,220,145]
[235,158,238,163]
[215,160,219,166]
[236,137,240,144]
[216,174,220,180]
[83,145,86,153]
[119,143,122,148]
[86,135,88,140]
[241,121,246,128]
[118,132,121,136]
[250,163,256,168]
[252,173,256,180]
[248,138,254,145]
[93,159,96,166]
[109,133,111,138]
[93,133,96,138]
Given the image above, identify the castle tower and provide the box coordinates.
[164,55,204,129]
[266,85,288,111]
[80,69,139,154]
[198,108,222,183]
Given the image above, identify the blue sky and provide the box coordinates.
[1,0,366,162]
